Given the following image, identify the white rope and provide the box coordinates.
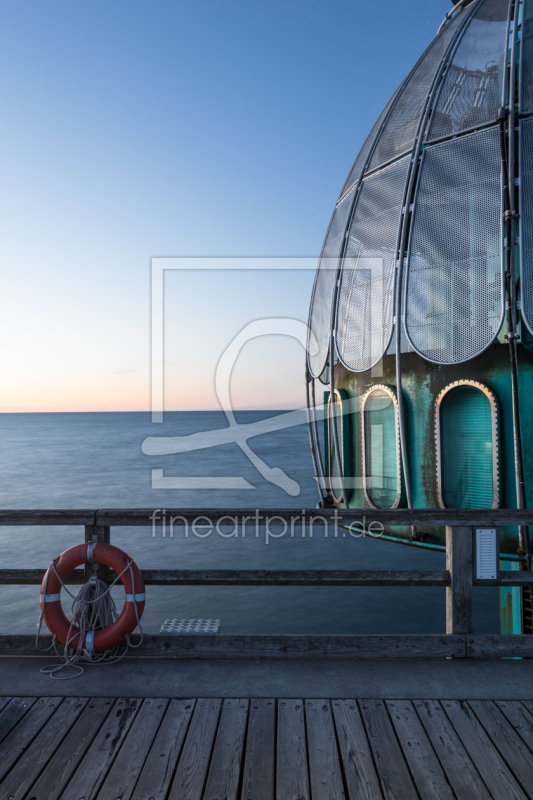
[36,556,144,680]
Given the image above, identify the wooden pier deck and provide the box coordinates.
[2,694,533,799]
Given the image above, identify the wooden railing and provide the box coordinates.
[1,508,533,659]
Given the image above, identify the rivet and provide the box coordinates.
[281,702,286,706]
[172,702,177,706]
[158,705,162,709]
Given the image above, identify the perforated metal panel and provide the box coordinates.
[368,9,466,173]
[338,91,400,201]
[521,0,533,112]
[427,0,508,142]
[520,118,533,333]
[405,127,503,364]
[307,188,354,377]
[335,156,410,373]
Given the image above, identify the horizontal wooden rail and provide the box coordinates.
[1,511,531,657]
[3,633,533,659]
[0,569,452,587]
[2,508,533,526]
[4,568,531,587]
[0,633,466,658]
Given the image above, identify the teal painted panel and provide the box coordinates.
[500,560,522,634]
[442,387,493,508]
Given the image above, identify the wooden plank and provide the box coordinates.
[61,698,140,800]
[305,699,344,800]
[496,701,533,753]
[467,635,533,658]
[131,700,195,800]
[169,698,221,800]
[27,698,114,800]
[0,510,95,525]
[331,699,382,800]
[467,700,533,796]
[0,568,451,586]
[1,507,533,527]
[5,567,533,587]
[359,699,417,800]
[96,697,169,800]
[0,697,13,716]
[0,698,37,745]
[474,573,533,586]
[442,700,527,800]
[276,699,309,800]
[203,699,249,800]
[446,526,473,634]
[521,700,533,717]
[94,507,533,527]
[0,697,87,798]
[386,700,454,800]
[0,569,86,585]
[0,634,466,659]
[241,699,275,800]
[414,700,491,800]
[0,697,60,782]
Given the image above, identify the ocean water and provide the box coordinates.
[0,411,499,635]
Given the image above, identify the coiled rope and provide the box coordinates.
[36,557,143,679]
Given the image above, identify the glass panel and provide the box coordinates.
[364,389,398,508]
[336,155,410,373]
[324,390,351,501]
[405,127,503,363]
[368,9,466,172]
[308,189,354,378]
[441,387,494,508]
[427,0,508,141]
[520,118,533,332]
[521,0,533,112]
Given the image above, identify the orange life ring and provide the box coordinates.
[40,542,145,652]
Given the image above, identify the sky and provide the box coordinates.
[0,0,451,412]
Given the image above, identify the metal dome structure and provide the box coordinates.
[306,0,533,583]
[308,0,510,382]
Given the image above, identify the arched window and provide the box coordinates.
[361,385,402,509]
[324,389,352,503]
[436,381,499,509]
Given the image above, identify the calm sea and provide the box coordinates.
[0,411,499,635]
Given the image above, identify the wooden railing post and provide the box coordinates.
[446,526,473,634]
[84,525,111,584]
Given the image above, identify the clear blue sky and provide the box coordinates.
[0,0,451,411]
